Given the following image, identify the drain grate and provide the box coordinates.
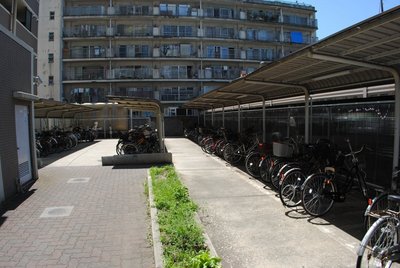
[40,206,74,218]
[67,177,91,183]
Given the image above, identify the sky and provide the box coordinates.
[300,0,400,39]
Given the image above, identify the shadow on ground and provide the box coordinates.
[38,141,99,168]
[0,189,36,227]
[234,163,367,241]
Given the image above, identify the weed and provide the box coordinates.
[150,165,221,268]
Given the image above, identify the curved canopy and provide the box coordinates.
[34,99,97,118]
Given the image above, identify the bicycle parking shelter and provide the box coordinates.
[184,6,400,190]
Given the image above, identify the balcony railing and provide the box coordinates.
[114,5,152,16]
[112,68,153,79]
[160,94,196,101]
[63,67,240,81]
[64,26,107,38]
[115,25,153,37]
[64,68,106,80]
[64,6,107,16]
[68,47,106,59]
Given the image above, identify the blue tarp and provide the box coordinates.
[291,32,303,43]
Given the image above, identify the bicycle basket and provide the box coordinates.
[273,142,294,157]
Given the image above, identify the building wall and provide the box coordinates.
[37,0,62,100]
[37,0,317,116]
[0,31,34,199]
[0,0,39,204]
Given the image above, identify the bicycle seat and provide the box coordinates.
[388,195,400,203]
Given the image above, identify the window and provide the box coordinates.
[49,32,54,41]
[50,11,55,20]
[48,76,54,85]
[48,53,54,63]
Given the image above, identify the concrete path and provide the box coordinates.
[0,140,154,268]
[165,138,362,268]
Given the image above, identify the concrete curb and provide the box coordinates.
[147,171,164,268]
[194,213,219,258]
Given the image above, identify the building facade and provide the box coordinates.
[37,0,317,116]
[0,0,39,204]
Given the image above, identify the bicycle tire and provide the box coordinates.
[301,173,335,217]
[223,143,242,164]
[357,170,369,200]
[279,169,306,207]
[270,160,286,190]
[356,216,399,268]
[245,152,261,178]
[121,143,139,154]
[201,138,212,153]
[203,138,214,154]
[259,155,273,182]
[364,192,389,231]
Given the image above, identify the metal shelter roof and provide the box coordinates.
[34,99,97,118]
[184,5,400,109]
[106,96,162,113]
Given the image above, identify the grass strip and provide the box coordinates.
[150,165,221,268]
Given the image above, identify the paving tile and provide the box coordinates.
[0,140,155,268]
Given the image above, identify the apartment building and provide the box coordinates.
[37,0,317,117]
[0,0,39,204]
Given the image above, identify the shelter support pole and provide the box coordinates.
[262,98,266,143]
[304,91,310,144]
[238,103,241,134]
[203,110,206,127]
[240,83,307,143]
[157,112,165,153]
[211,108,214,127]
[393,72,400,191]
[222,106,225,128]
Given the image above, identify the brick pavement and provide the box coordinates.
[0,140,154,268]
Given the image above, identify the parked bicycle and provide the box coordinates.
[278,139,335,207]
[300,139,369,217]
[116,125,160,155]
[357,184,400,268]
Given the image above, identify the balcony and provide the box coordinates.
[115,25,153,37]
[64,26,107,38]
[64,6,107,16]
[112,68,153,79]
[282,15,318,28]
[64,68,106,81]
[201,68,241,80]
[67,47,107,59]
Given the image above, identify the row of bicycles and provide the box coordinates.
[35,127,96,158]
[187,127,370,217]
[186,126,400,267]
[115,124,160,154]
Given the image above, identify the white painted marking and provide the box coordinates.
[40,206,74,218]
[67,177,91,183]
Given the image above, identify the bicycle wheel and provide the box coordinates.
[203,138,214,154]
[245,152,261,178]
[201,138,212,153]
[364,192,389,230]
[279,169,306,207]
[223,143,242,164]
[259,155,273,182]
[270,160,286,190]
[301,173,335,217]
[116,141,124,155]
[121,144,139,154]
[356,216,399,268]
